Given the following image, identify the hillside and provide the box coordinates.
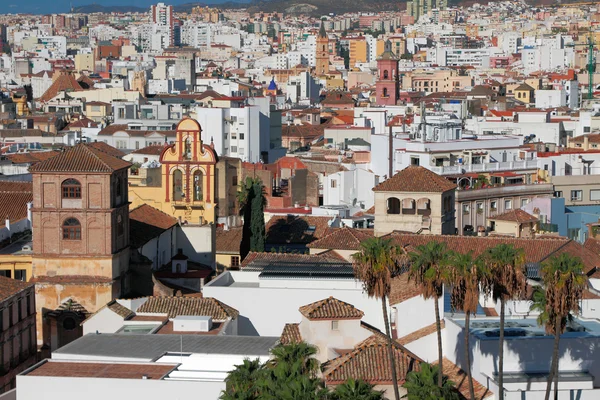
[73,4,147,13]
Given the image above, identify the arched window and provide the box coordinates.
[193,170,204,201]
[173,170,183,201]
[184,137,192,160]
[383,70,389,79]
[387,197,400,214]
[62,179,81,199]
[62,218,81,240]
[322,45,326,52]
[117,215,124,237]
[383,88,388,97]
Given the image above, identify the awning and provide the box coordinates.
[490,171,522,178]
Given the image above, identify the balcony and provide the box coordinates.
[430,160,539,176]
[456,183,554,202]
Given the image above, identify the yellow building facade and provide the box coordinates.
[129,118,218,225]
[349,38,368,71]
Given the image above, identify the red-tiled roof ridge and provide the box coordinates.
[29,143,131,173]
[240,251,347,268]
[397,321,445,346]
[323,333,423,385]
[307,227,374,250]
[87,141,127,158]
[136,296,239,320]
[373,166,457,193]
[280,323,302,344]
[434,357,493,400]
[0,275,34,301]
[490,209,538,224]
[299,296,364,320]
[39,70,85,102]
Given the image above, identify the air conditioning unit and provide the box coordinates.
[173,316,213,332]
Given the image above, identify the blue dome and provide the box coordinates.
[267,78,277,91]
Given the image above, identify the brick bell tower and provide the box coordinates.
[375,40,400,106]
[315,21,329,77]
[29,144,132,350]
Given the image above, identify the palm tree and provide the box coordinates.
[408,241,449,388]
[538,253,586,400]
[483,244,526,399]
[267,342,320,379]
[331,379,385,400]
[403,363,459,400]
[446,251,488,400]
[353,237,406,400]
[221,358,265,400]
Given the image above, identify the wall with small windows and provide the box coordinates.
[0,282,37,394]
[298,316,372,363]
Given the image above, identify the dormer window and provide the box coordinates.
[62,179,81,199]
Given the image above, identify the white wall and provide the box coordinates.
[203,272,386,336]
[393,295,442,338]
[82,307,126,335]
[17,374,225,400]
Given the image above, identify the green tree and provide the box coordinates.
[220,342,327,400]
[403,363,459,400]
[483,244,526,398]
[352,237,405,400]
[409,241,449,388]
[537,254,587,400]
[446,251,489,400]
[331,378,385,400]
[221,358,265,400]
[237,177,266,259]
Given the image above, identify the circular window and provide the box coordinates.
[62,317,77,331]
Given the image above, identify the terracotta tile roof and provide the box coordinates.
[64,117,99,129]
[0,181,32,226]
[30,275,114,284]
[490,209,538,223]
[87,141,126,158]
[397,321,445,346]
[266,215,334,245]
[130,144,166,156]
[322,91,355,106]
[373,166,457,193]
[0,275,33,301]
[571,134,600,144]
[323,334,422,385]
[434,358,493,400]
[353,205,375,217]
[107,301,135,319]
[307,227,373,250]
[39,70,85,102]
[29,143,131,173]
[77,74,96,89]
[281,123,328,139]
[97,124,128,135]
[313,249,348,261]
[27,361,176,380]
[386,232,570,266]
[136,296,239,320]
[240,251,347,269]
[280,323,302,344]
[543,240,600,279]
[129,204,178,248]
[215,227,242,254]
[6,151,59,165]
[584,238,600,255]
[389,273,424,305]
[299,296,364,320]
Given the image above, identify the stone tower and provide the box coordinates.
[315,21,329,77]
[375,40,400,106]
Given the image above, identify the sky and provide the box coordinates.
[1,1,233,15]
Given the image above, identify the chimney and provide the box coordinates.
[26,202,32,230]
[4,215,9,236]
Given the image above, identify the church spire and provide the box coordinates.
[319,21,327,39]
